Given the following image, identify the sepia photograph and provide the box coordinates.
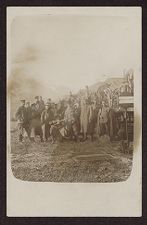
[7,7,142,216]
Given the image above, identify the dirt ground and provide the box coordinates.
[10,121,133,182]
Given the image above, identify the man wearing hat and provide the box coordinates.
[39,96,45,113]
[34,96,40,112]
[41,102,54,141]
[15,99,27,142]
[34,96,45,115]
[25,101,32,138]
[47,98,52,105]
[64,100,77,140]
[26,102,32,120]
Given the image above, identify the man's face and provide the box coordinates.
[45,105,49,110]
[21,102,25,107]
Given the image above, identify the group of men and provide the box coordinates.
[16,96,60,143]
[15,91,126,144]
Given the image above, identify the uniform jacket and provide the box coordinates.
[41,109,54,124]
[15,106,27,123]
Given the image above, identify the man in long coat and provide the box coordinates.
[15,99,27,142]
[41,103,54,141]
[25,101,32,138]
[39,96,45,113]
[88,100,99,141]
[29,103,43,142]
[97,101,109,136]
[80,98,90,141]
[64,100,76,140]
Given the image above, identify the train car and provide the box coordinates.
[118,95,134,145]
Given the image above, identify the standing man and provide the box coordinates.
[39,96,45,113]
[97,101,109,137]
[64,100,78,140]
[73,102,81,136]
[41,103,54,142]
[80,98,90,141]
[88,99,99,141]
[15,99,27,142]
[57,100,66,120]
[25,101,32,138]
[34,95,45,116]
[29,103,43,142]
[34,96,40,112]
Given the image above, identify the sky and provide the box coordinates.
[11,13,141,94]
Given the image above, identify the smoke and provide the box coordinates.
[13,45,40,64]
[8,67,44,116]
[8,66,70,117]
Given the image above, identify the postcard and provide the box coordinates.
[7,7,142,217]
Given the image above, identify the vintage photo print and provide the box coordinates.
[7,7,142,216]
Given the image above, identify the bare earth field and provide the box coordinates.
[10,121,133,182]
